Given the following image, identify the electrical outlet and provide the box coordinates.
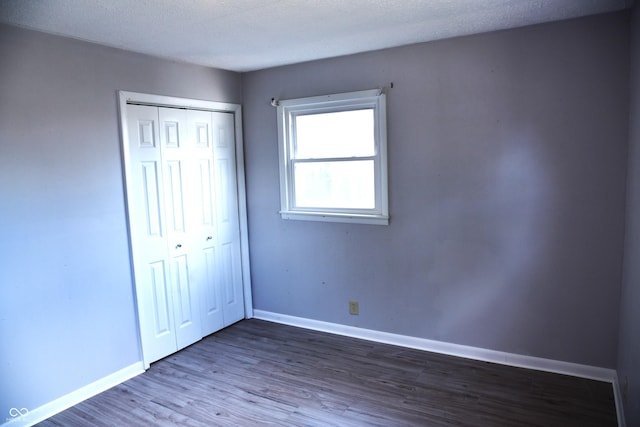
[349,301,359,315]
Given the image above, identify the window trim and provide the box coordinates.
[276,89,389,225]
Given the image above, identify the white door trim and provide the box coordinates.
[117,91,254,364]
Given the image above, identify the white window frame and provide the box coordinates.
[276,89,389,225]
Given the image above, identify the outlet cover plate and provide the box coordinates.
[349,301,359,315]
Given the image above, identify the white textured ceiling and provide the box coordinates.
[0,0,632,72]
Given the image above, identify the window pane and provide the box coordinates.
[294,160,375,209]
[295,109,375,159]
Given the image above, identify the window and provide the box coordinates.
[276,89,389,225]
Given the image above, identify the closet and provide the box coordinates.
[121,94,248,367]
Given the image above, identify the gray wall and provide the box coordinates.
[0,23,242,417]
[619,5,640,425]
[242,12,629,368]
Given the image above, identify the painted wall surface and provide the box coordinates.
[0,23,242,419]
[242,12,629,368]
[619,5,640,425]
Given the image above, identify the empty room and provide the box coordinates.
[1,0,639,426]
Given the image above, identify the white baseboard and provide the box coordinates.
[253,310,623,425]
[253,310,615,381]
[3,362,144,427]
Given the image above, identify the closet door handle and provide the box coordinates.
[206,236,213,241]
[175,244,182,249]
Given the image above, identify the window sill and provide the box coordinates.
[279,210,389,225]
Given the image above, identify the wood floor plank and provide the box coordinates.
[38,319,617,426]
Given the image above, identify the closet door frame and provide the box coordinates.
[117,91,253,368]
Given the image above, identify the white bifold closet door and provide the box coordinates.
[125,104,244,365]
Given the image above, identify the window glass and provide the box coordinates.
[295,109,375,159]
[293,160,375,209]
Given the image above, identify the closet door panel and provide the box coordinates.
[201,245,224,334]
[188,110,224,335]
[125,105,177,364]
[165,160,186,233]
[170,253,201,349]
[212,112,245,324]
[148,261,171,335]
[159,107,203,349]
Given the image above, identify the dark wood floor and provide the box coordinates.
[39,319,617,426]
